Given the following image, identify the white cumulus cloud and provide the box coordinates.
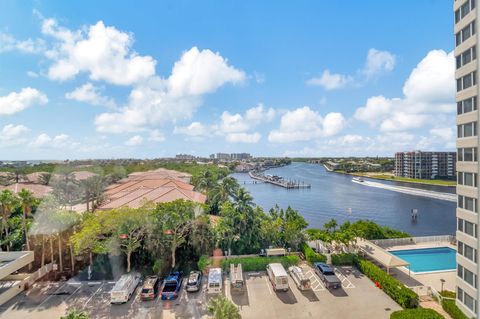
[42,19,156,85]
[124,135,143,146]
[174,122,209,137]
[355,50,455,133]
[0,33,46,54]
[95,47,246,133]
[0,124,29,142]
[0,87,48,115]
[268,106,346,143]
[306,70,353,90]
[363,48,396,78]
[65,83,116,108]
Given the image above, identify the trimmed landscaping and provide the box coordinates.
[440,291,468,319]
[219,255,300,272]
[390,308,444,319]
[331,253,356,265]
[302,243,327,264]
[354,256,419,308]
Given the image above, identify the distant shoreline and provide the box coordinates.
[322,164,456,188]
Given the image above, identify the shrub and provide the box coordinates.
[208,295,241,319]
[197,255,210,272]
[220,255,299,272]
[152,260,163,275]
[302,243,327,263]
[331,253,357,265]
[354,256,418,308]
[390,308,444,319]
[439,292,467,319]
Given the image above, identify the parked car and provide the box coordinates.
[185,271,202,292]
[207,268,223,294]
[313,262,341,289]
[140,275,160,301]
[288,266,311,291]
[160,271,183,300]
[110,272,141,304]
[266,263,289,292]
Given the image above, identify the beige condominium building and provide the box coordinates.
[455,0,480,317]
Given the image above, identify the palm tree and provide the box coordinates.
[212,177,239,203]
[17,189,36,255]
[196,170,214,192]
[233,188,254,211]
[208,295,241,319]
[79,176,106,213]
[0,189,19,251]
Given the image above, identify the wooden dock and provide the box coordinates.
[248,171,311,189]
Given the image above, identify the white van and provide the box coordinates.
[266,263,289,292]
[229,263,245,294]
[110,272,141,304]
[207,268,222,294]
[288,266,311,291]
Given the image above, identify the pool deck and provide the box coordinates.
[385,243,456,293]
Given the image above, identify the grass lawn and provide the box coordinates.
[359,174,456,186]
[366,174,456,186]
[333,170,456,186]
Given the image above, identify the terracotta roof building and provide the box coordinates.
[0,183,53,198]
[98,169,204,210]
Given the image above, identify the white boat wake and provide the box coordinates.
[352,179,456,202]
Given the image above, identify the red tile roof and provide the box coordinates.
[98,169,204,210]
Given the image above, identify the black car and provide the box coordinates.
[185,271,202,292]
[313,262,341,289]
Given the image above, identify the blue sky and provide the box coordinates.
[0,1,455,159]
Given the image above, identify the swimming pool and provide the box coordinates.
[390,247,456,273]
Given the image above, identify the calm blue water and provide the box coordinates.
[390,247,457,272]
[231,162,456,236]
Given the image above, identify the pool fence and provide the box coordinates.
[370,235,456,249]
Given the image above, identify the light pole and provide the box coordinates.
[440,278,445,293]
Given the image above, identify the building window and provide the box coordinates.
[456,20,477,46]
[458,122,478,137]
[458,287,477,313]
[458,241,478,262]
[458,147,478,161]
[456,46,477,70]
[458,218,478,237]
[457,96,477,114]
[458,264,478,287]
[458,195,478,212]
[458,172,477,187]
[457,71,477,92]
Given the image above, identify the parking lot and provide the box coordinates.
[226,265,402,319]
[0,264,401,319]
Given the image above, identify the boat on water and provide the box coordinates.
[352,177,364,182]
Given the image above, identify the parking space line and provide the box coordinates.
[264,277,272,295]
[334,269,355,289]
[82,282,105,310]
[38,282,67,308]
[305,270,325,291]
[65,285,82,302]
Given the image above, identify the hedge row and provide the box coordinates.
[442,299,468,319]
[354,257,419,308]
[331,253,356,265]
[302,243,327,264]
[439,291,468,319]
[390,308,444,319]
[220,255,300,272]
